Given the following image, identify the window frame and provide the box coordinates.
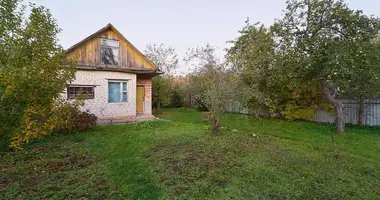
[67,85,95,99]
[100,38,120,66]
[108,80,128,103]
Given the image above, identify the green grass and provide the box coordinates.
[0,133,124,199]
[1,108,380,199]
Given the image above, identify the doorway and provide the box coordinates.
[136,86,144,114]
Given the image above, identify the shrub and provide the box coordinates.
[1,2,76,150]
[52,99,97,133]
[10,104,58,149]
[73,111,97,131]
[9,98,97,149]
[52,100,81,133]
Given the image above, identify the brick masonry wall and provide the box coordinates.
[136,77,152,85]
[62,70,137,119]
[137,76,153,115]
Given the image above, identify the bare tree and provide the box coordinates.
[144,43,179,110]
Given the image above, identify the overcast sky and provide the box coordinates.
[30,0,380,74]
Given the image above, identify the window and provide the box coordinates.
[100,38,119,65]
[68,86,94,99]
[108,81,128,103]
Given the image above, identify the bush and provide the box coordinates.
[9,99,97,149]
[52,100,81,133]
[53,99,97,133]
[73,111,97,131]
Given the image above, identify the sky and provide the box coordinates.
[30,0,380,74]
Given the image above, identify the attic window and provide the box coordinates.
[100,38,119,65]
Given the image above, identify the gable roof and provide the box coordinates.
[65,23,158,70]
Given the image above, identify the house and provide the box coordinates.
[63,23,161,122]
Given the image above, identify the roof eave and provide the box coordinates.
[76,65,163,76]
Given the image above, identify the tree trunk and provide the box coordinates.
[323,83,344,133]
[358,95,365,126]
[157,102,161,110]
[213,118,221,132]
[334,102,344,133]
[252,106,262,120]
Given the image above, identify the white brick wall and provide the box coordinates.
[62,70,137,119]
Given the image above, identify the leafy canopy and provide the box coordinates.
[0,1,76,149]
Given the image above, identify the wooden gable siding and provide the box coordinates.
[66,29,155,70]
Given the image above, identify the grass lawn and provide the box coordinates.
[1,108,380,199]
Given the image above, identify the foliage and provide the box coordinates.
[52,98,97,133]
[226,19,333,121]
[168,80,190,108]
[10,99,97,149]
[169,88,183,107]
[185,44,236,132]
[151,76,173,109]
[280,82,334,120]
[0,0,23,151]
[227,20,276,117]
[74,111,98,131]
[145,43,179,110]
[0,1,76,150]
[174,73,207,110]
[272,0,380,132]
[51,99,82,133]
[340,36,380,125]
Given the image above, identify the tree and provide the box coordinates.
[273,0,380,132]
[144,43,179,110]
[0,1,76,149]
[227,20,276,118]
[227,19,332,120]
[341,39,380,125]
[186,44,235,132]
[0,0,23,149]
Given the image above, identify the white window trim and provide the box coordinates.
[108,80,128,103]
